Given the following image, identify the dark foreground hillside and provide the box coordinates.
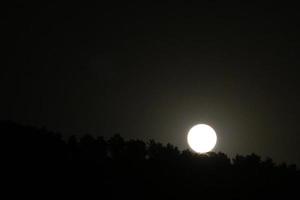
[2,121,299,199]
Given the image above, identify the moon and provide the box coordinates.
[187,124,217,154]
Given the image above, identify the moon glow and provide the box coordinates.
[187,124,217,153]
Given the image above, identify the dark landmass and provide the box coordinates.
[3,121,299,199]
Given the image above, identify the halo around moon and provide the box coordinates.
[187,124,217,154]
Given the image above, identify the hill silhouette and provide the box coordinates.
[2,120,299,199]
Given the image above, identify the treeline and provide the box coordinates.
[2,120,299,199]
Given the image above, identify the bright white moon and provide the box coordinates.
[187,124,217,154]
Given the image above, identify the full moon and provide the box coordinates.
[187,124,217,154]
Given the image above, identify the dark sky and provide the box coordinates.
[2,2,300,165]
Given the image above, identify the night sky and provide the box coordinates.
[2,2,300,165]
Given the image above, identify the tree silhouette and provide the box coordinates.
[2,120,299,200]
